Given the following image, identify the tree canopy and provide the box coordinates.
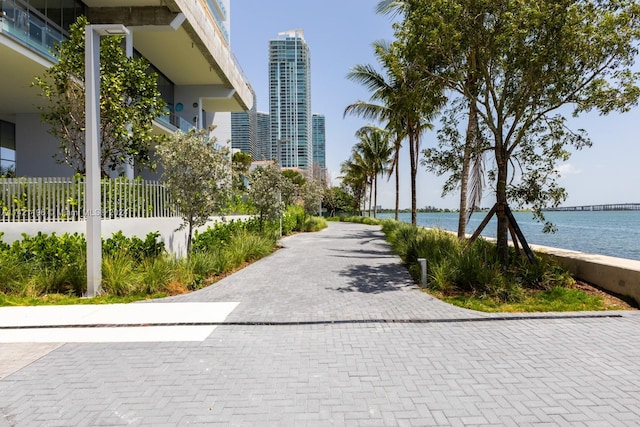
[156,128,231,255]
[393,0,640,261]
[34,16,166,176]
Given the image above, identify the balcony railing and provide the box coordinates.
[0,0,67,62]
[0,177,179,222]
[157,113,194,133]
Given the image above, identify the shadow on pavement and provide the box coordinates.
[333,263,414,294]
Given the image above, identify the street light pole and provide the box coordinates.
[85,24,130,297]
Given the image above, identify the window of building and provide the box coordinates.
[0,120,16,177]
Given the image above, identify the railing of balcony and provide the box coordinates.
[0,0,67,62]
[157,113,194,133]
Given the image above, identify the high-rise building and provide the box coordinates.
[269,30,312,169]
[231,93,258,158]
[256,112,271,161]
[312,114,326,171]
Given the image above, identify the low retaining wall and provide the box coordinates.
[0,216,251,258]
[531,244,640,306]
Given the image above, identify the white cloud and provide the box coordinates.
[555,163,581,176]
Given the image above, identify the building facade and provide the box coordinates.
[256,111,271,162]
[268,29,312,170]
[312,113,326,172]
[0,0,253,178]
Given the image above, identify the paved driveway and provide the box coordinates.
[1,222,639,426]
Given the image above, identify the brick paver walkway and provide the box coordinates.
[1,222,639,426]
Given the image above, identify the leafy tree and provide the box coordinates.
[395,0,640,262]
[299,179,325,218]
[232,151,253,191]
[156,129,231,255]
[248,163,285,230]
[33,16,166,176]
[281,169,306,206]
[323,186,356,216]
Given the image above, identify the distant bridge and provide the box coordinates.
[544,203,640,212]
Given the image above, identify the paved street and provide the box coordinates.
[1,221,639,426]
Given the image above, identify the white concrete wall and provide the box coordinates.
[0,215,250,259]
[532,244,640,306]
[210,111,231,146]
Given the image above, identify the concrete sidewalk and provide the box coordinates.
[1,222,639,426]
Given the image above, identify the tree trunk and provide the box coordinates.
[368,178,373,217]
[395,160,399,221]
[458,100,479,239]
[373,174,378,218]
[187,220,194,258]
[409,129,418,226]
[459,51,480,240]
[495,146,509,264]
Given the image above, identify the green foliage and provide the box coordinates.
[338,215,384,226]
[323,186,357,217]
[103,231,165,263]
[393,0,640,259]
[102,253,141,296]
[192,218,264,253]
[33,16,165,175]
[248,163,285,229]
[299,179,325,218]
[226,230,275,266]
[282,204,305,234]
[156,128,231,254]
[303,217,328,232]
[381,220,575,302]
[444,287,610,313]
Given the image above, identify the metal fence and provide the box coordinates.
[0,177,179,222]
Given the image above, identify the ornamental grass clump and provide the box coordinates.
[381,220,574,303]
[303,217,328,232]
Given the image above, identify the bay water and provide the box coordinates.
[377,210,640,261]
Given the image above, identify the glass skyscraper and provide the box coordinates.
[312,113,326,175]
[269,30,312,169]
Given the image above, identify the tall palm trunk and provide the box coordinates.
[395,159,399,221]
[408,127,418,226]
[373,174,378,218]
[368,177,373,217]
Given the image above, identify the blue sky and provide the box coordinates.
[230,0,640,210]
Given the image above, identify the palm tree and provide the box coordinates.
[354,126,393,218]
[340,154,369,214]
[345,40,443,225]
[377,0,486,238]
[344,44,403,220]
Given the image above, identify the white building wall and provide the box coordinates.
[210,111,231,147]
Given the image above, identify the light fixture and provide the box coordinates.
[84,23,130,298]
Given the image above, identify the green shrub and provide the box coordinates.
[139,256,173,294]
[381,222,575,303]
[103,231,165,263]
[303,216,328,232]
[284,204,306,232]
[226,230,275,267]
[102,253,141,296]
